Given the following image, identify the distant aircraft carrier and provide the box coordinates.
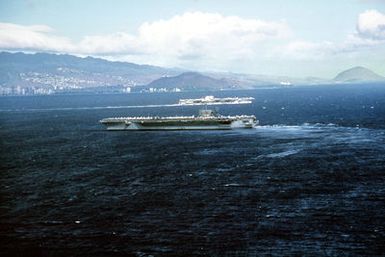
[100,109,258,130]
[178,95,254,106]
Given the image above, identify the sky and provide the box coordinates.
[0,0,385,78]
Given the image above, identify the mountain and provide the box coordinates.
[2,51,384,96]
[139,72,237,91]
[0,52,252,95]
[0,52,179,94]
[334,66,385,83]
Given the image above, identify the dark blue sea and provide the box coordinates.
[1,84,385,256]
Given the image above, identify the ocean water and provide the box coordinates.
[1,84,385,256]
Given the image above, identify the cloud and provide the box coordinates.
[356,9,385,40]
[75,11,291,68]
[279,9,385,60]
[1,10,384,72]
[77,33,141,55]
[0,22,73,52]
[340,9,385,52]
[279,40,336,59]
[127,12,290,67]
[135,12,290,54]
[0,12,290,68]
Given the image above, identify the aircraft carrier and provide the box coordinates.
[100,109,258,131]
[178,95,254,105]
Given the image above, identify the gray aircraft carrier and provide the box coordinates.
[100,109,257,130]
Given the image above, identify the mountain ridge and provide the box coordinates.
[0,51,182,94]
[0,51,384,95]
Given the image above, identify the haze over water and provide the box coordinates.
[1,84,385,256]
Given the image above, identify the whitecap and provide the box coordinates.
[265,149,300,158]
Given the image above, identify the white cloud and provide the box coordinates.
[1,10,384,73]
[0,22,73,52]
[77,33,141,55]
[337,9,385,53]
[279,9,385,60]
[279,40,336,59]
[0,12,290,68]
[357,9,385,40]
[127,12,290,67]
[135,12,290,55]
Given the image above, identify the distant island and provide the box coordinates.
[333,66,385,83]
[0,52,384,96]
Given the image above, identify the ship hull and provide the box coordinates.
[101,118,256,131]
[105,124,233,131]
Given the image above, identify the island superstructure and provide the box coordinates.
[100,109,258,131]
